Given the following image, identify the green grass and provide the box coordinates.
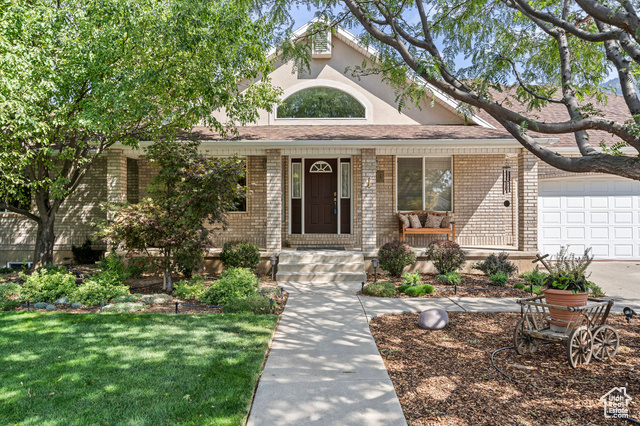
[0,312,278,425]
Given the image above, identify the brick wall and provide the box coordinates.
[361,149,377,251]
[518,150,538,251]
[376,155,397,246]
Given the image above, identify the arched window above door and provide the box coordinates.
[309,161,333,173]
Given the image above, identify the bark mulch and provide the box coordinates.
[365,273,530,298]
[370,312,640,425]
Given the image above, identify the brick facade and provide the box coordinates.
[266,149,282,251]
[361,149,377,251]
[518,149,538,251]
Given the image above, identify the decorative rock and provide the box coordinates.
[71,302,82,309]
[418,309,449,330]
[33,302,48,309]
[46,304,56,311]
[53,297,70,305]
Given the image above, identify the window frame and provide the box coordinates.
[275,86,368,121]
[228,157,248,214]
[396,156,454,213]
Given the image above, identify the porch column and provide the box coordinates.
[266,149,282,251]
[517,149,538,252]
[106,150,127,220]
[361,148,377,252]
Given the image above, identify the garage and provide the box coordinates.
[538,176,640,260]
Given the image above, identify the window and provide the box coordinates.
[309,161,332,173]
[231,159,247,213]
[291,163,302,199]
[397,157,452,212]
[277,87,365,118]
[341,163,351,198]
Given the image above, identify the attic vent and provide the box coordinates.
[312,31,331,58]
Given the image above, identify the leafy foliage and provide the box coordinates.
[99,254,130,283]
[472,253,517,277]
[513,283,526,290]
[71,271,130,306]
[404,284,435,297]
[220,240,261,270]
[97,142,248,289]
[20,271,77,303]
[0,282,21,311]
[489,272,509,287]
[378,240,416,277]
[401,272,421,286]
[362,281,396,297]
[201,268,259,305]
[545,247,594,293]
[436,272,462,285]
[173,276,207,301]
[520,269,550,287]
[588,281,606,297]
[71,240,104,265]
[222,295,272,314]
[426,241,466,274]
[397,284,412,294]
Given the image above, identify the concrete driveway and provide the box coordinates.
[587,262,640,312]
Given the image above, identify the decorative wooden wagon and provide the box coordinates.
[514,295,620,368]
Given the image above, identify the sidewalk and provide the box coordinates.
[247,281,407,426]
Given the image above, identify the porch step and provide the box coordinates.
[276,251,366,283]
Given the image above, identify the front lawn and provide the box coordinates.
[0,312,277,425]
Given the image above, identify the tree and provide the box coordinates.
[97,140,247,291]
[306,0,640,180]
[0,0,280,267]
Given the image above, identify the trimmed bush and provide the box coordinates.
[472,252,518,277]
[520,269,549,287]
[397,284,412,294]
[378,240,416,277]
[401,271,421,286]
[489,272,509,287]
[404,284,435,297]
[220,240,261,270]
[71,271,130,306]
[173,276,206,301]
[436,271,462,285]
[0,282,21,311]
[513,282,526,290]
[201,267,259,305]
[21,271,77,303]
[362,281,396,297]
[426,241,466,274]
[222,295,272,314]
[71,239,104,264]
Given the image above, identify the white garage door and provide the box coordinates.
[538,177,640,260]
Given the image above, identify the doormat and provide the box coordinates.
[296,247,346,251]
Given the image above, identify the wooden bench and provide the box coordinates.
[398,210,455,242]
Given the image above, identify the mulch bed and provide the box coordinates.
[364,273,530,298]
[370,312,640,425]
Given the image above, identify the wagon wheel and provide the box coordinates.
[592,325,620,361]
[567,325,593,368]
[514,317,540,355]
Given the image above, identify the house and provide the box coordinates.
[2,19,639,270]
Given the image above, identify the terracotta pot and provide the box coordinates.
[544,289,589,328]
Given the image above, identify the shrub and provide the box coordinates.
[35,264,67,274]
[489,272,509,287]
[513,282,526,290]
[140,294,173,304]
[436,271,461,285]
[71,271,130,306]
[99,253,130,282]
[524,285,544,295]
[220,240,261,270]
[472,252,518,277]
[401,271,421,286]
[404,284,435,297]
[520,269,549,287]
[173,276,206,300]
[378,240,416,277]
[71,239,104,264]
[103,302,147,313]
[397,284,412,294]
[222,295,272,314]
[0,267,15,274]
[362,281,396,297]
[0,282,21,311]
[21,271,77,302]
[426,241,466,274]
[126,257,152,279]
[201,267,259,305]
[111,294,141,303]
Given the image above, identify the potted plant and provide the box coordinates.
[540,247,593,330]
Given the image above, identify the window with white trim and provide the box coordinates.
[291,163,302,199]
[397,157,452,212]
[277,87,366,118]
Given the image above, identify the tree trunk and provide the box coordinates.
[33,217,56,268]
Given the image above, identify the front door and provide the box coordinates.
[305,159,338,233]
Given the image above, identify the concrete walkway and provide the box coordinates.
[247,280,407,426]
